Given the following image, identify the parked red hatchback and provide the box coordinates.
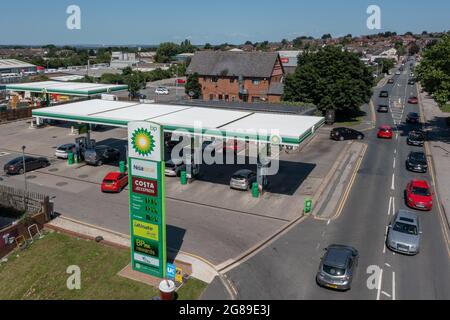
[408,96,419,104]
[406,180,433,211]
[377,126,394,139]
[101,172,128,193]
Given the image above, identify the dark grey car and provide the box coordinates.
[387,210,421,255]
[316,245,359,291]
[406,152,428,173]
[84,146,120,166]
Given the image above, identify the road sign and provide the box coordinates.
[128,121,167,279]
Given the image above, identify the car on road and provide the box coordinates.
[407,131,425,147]
[406,180,433,211]
[387,78,395,84]
[165,160,186,177]
[408,96,419,104]
[406,112,420,124]
[406,151,428,173]
[395,71,401,75]
[101,172,128,193]
[330,128,365,141]
[379,91,389,98]
[408,79,416,85]
[316,245,359,291]
[230,169,257,191]
[155,87,170,95]
[377,126,394,139]
[377,105,389,113]
[55,143,76,159]
[4,156,50,175]
[84,146,120,166]
[386,210,422,255]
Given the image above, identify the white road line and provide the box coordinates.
[393,158,396,169]
[391,174,395,191]
[327,220,331,225]
[392,272,396,301]
[384,263,391,268]
[394,149,397,155]
[382,291,391,298]
[392,198,395,216]
[388,197,393,216]
[377,269,384,301]
[383,226,389,254]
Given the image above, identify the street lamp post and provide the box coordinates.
[22,145,28,211]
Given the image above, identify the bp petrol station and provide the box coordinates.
[32,99,324,279]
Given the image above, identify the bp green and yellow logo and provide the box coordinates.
[131,128,155,156]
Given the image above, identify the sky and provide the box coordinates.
[1,0,449,45]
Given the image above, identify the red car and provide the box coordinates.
[101,172,128,193]
[377,126,394,139]
[406,180,433,211]
[176,79,186,84]
[408,96,419,104]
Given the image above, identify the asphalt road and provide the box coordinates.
[217,60,450,300]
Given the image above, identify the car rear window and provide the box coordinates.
[103,180,116,184]
[323,265,346,276]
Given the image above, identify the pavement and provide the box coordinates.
[419,90,450,226]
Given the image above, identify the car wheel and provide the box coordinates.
[339,136,345,142]
[19,168,24,175]
[357,135,363,140]
[97,160,103,166]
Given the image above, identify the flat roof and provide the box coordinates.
[0,59,36,70]
[33,99,324,146]
[6,81,128,96]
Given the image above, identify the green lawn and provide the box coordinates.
[0,231,207,300]
[441,104,450,113]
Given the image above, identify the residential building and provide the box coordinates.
[278,50,302,75]
[187,51,285,103]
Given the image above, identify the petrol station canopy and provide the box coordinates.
[32,99,325,146]
[6,81,128,97]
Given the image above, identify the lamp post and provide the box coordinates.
[22,145,28,211]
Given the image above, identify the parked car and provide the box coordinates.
[165,160,186,177]
[4,156,50,175]
[377,105,389,113]
[377,126,394,139]
[155,87,169,95]
[230,169,257,191]
[175,79,186,85]
[408,79,415,85]
[316,245,359,291]
[330,128,364,141]
[406,180,433,211]
[406,152,428,173]
[407,131,425,147]
[55,143,76,159]
[101,172,128,193]
[387,78,395,84]
[379,91,389,98]
[84,146,120,166]
[408,96,419,104]
[406,112,420,124]
[386,210,421,256]
[395,71,401,75]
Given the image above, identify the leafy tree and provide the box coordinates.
[245,41,253,46]
[375,58,395,74]
[155,42,180,63]
[283,46,373,115]
[292,37,303,49]
[122,66,133,76]
[281,39,289,47]
[416,35,450,106]
[185,73,202,99]
[124,72,144,98]
[408,43,421,56]
[180,39,197,53]
[204,43,212,50]
[321,34,332,40]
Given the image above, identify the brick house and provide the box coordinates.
[186,51,285,103]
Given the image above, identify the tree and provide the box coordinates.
[124,72,144,99]
[180,39,197,53]
[375,58,395,74]
[281,39,289,47]
[122,66,133,76]
[408,43,421,56]
[292,37,303,49]
[155,42,180,63]
[185,73,202,99]
[244,41,253,46]
[204,43,212,50]
[283,46,373,115]
[416,35,450,107]
[321,33,332,40]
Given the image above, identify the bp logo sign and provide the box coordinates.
[131,128,155,157]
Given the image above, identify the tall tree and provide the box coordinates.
[185,73,202,99]
[283,46,373,115]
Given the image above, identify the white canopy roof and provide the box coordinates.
[7,81,128,96]
[33,99,324,146]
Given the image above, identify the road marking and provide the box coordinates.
[327,220,331,225]
[394,149,397,155]
[376,269,384,300]
[391,174,395,191]
[384,263,391,268]
[392,198,395,216]
[388,197,393,216]
[383,226,389,254]
[382,291,391,298]
[392,272,396,301]
[393,158,396,169]
[0,152,11,157]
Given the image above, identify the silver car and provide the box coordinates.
[55,143,76,159]
[387,210,421,255]
[165,160,186,177]
[316,245,359,291]
[230,169,257,191]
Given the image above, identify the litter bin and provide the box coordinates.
[180,171,187,185]
[119,161,126,173]
[159,280,176,301]
[67,152,74,166]
[252,182,259,198]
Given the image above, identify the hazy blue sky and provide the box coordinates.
[1,0,449,45]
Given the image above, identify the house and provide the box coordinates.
[186,51,285,103]
[278,50,302,75]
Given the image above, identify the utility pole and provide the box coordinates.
[175,64,179,101]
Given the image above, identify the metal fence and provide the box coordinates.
[0,185,48,215]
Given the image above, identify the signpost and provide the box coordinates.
[128,121,167,279]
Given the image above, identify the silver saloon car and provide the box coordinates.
[230,169,257,191]
[387,210,421,255]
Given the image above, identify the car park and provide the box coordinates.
[316,245,359,291]
[386,210,421,256]
[377,105,389,113]
[406,180,433,211]
[230,169,257,191]
[330,128,364,141]
[55,143,76,159]
[165,160,186,177]
[408,96,419,104]
[155,87,170,95]
[84,146,120,166]
[406,152,428,173]
[407,131,425,147]
[406,112,420,124]
[101,172,128,193]
[377,126,393,139]
[379,91,389,98]
[4,156,50,175]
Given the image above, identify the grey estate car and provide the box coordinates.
[386,210,422,255]
[316,245,359,291]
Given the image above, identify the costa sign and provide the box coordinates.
[132,177,158,197]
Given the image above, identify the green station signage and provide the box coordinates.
[128,121,167,278]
